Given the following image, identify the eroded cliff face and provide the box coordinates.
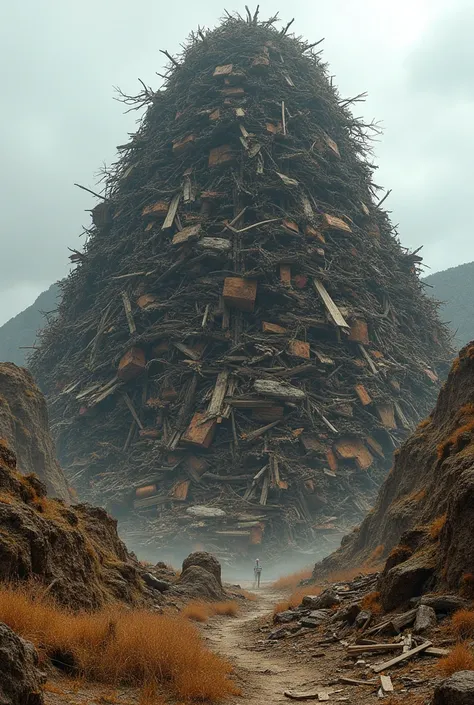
[0,363,69,500]
[314,343,474,607]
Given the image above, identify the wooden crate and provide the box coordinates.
[223,277,257,312]
[182,412,217,448]
[117,347,146,381]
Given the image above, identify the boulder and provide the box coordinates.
[274,610,301,624]
[300,609,331,628]
[432,671,474,705]
[414,604,437,633]
[176,565,224,600]
[301,589,341,610]
[142,573,170,593]
[421,595,469,614]
[182,551,222,587]
[0,622,45,705]
[380,549,436,611]
[331,603,361,625]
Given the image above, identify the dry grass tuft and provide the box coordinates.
[237,588,257,601]
[360,591,382,615]
[272,566,313,591]
[429,513,447,539]
[460,572,474,598]
[0,584,239,701]
[182,600,239,622]
[451,609,474,640]
[437,643,474,676]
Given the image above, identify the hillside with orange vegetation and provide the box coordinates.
[313,342,474,609]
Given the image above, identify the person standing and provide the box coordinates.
[254,558,262,588]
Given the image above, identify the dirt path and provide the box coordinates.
[205,585,324,704]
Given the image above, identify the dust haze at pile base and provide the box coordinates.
[29,9,452,571]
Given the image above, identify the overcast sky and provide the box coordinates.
[1,0,472,326]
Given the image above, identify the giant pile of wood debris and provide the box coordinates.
[31,10,451,565]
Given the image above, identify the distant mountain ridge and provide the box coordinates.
[0,284,60,365]
[423,261,474,347]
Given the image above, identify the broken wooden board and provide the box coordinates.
[349,318,369,345]
[172,224,201,246]
[254,379,306,402]
[313,279,350,330]
[169,479,190,501]
[355,384,372,406]
[380,675,394,693]
[206,371,230,418]
[117,347,146,381]
[182,412,217,448]
[198,237,232,252]
[213,63,234,76]
[172,134,195,155]
[223,277,257,312]
[288,340,310,359]
[137,294,159,311]
[376,402,397,430]
[209,145,234,168]
[142,201,168,220]
[121,292,136,334]
[372,641,432,673]
[162,193,181,230]
[334,437,373,470]
[262,321,287,334]
[321,213,352,233]
[366,435,384,458]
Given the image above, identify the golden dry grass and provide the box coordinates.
[181,600,239,622]
[236,588,257,601]
[0,584,239,701]
[451,609,474,640]
[360,591,382,615]
[429,513,447,539]
[272,566,313,591]
[437,643,474,676]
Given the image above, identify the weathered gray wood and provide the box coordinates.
[372,641,432,673]
[380,675,394,693]
[121,291,136,334]
[162,193,181,230]
[207,371,230,418]
[198,236,232,252]
[313,279,350,330]
[347,643,403,654]
[254,379,306,402]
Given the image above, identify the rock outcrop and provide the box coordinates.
[0,437,147,609]
[0,622,45,705]
[175,551,225,600]
[432,671,474,705]
[314,343,474,608]
[0,363,69,500]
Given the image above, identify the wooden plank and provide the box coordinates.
[334,437,373,470]
[162,193,181,230]
[169,479,190,501]
[172,224,201,246]
[313,279,350,330]
[372,641,432,673]
[355,384,372,406]
[347,644,403,654]
[376,402,397,430]
[254,379,306,402]
[213,64,234,76]
[425,647,449,657]
[209,145,234,168]
[339,677,377,687]
[262,321,287,334]
[142,201,168,220]
[121,292,136,334]
[207,371,230,418]
[366,435,384,458]
[380,675,394,693]
[322,213,352,233]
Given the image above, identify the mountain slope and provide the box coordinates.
[0,284,60,365]
[424,261,474,346]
